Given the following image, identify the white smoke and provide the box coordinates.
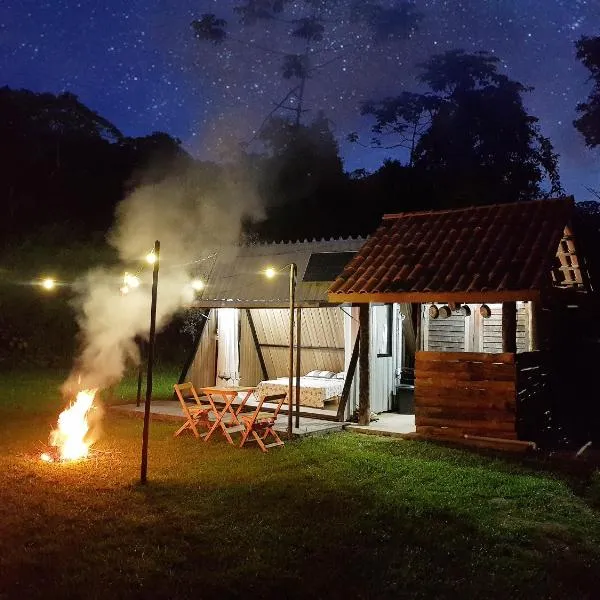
[63,161,262,393]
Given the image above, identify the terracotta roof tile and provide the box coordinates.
[328,198,578,301]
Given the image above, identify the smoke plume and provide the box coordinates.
[63,161,262,393]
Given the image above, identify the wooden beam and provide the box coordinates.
[502,301,517,353]
[245,309,269,381]
[328,290,540,304]
[358,304,370,426]
[258,343,344,351]
[336,330,360,422]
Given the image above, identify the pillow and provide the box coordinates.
[333,371,346,380]
[305,370,335,378]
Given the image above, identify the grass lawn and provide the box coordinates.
[1,370,599,599]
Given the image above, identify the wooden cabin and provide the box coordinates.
[179,238,410,420]
[328,197,598,447]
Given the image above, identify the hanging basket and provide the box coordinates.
[438,305,452,319]
[429,304,439,319]
[480,304,492,319]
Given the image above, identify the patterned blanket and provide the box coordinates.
[255,376,344,409]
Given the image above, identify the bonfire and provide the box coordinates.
[40,389,97,463]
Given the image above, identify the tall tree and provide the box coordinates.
[192,1,421,140]
[361,50,562,208]
[574,35,600,149]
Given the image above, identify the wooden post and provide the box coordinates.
[295,307,302,429]
[337,330,360,422]
[502,301,517,353]
[287,263,297,439]
[358,304,370,425]
[140,240,160,485]
[415,303,422,351]
[529,300,540,351]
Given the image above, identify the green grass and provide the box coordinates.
[1,370,600,599]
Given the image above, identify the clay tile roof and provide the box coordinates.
[328,197,579,303]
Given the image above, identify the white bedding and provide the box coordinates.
[255,376,344,409]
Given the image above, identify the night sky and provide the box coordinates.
[2,1,599,199]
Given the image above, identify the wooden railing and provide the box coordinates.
[414,351,517,440]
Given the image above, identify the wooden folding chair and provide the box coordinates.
[238,393,287,452]
[173,382,216,438]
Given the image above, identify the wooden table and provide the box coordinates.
[199,386,256,444]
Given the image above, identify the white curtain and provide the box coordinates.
[216,308,240,387]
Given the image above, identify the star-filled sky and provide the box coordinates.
[1,0,599,198]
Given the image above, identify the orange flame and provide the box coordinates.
[43,389,97,462]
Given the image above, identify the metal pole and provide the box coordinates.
[136,339,143,408]
[295,306,302,429]
[287,263,296,439]
[140,240,160,485]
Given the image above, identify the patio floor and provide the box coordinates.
[110,400,344,437]
[345,413,416,438]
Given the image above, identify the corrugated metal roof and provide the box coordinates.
[192,237,365,307]
[328,197,581,303]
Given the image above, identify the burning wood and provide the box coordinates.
[40,389,97,463]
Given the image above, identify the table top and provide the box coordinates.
[199,386,256,394]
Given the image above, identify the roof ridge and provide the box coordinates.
[382,196,574,220]
[247,235,367,247]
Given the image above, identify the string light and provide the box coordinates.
[123,272,140,288]
[190,279,205,291]
[40,278,56,291]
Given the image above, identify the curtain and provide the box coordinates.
[216,308,240,387]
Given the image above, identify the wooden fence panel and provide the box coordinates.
[414,351,517,439]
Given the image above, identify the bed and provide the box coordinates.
[255,372,345,409]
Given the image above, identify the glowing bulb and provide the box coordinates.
[191,279,205,291]
[41,278,56,291]
[120,285,130,295]
[264,267,276,279]
[124,272,140,288]
[146,252,157,265]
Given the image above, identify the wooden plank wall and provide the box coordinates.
[427,314,465,352]
[481,304,528,353]
[515,351,551,441]
[415,351,517,439]
[246,308,345,381]
[186,313,217,389]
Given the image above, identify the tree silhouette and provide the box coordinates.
[574,35,600,149]
[191,1,422,138]
[361,50,562,207]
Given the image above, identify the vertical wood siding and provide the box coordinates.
[244,307,345,381]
